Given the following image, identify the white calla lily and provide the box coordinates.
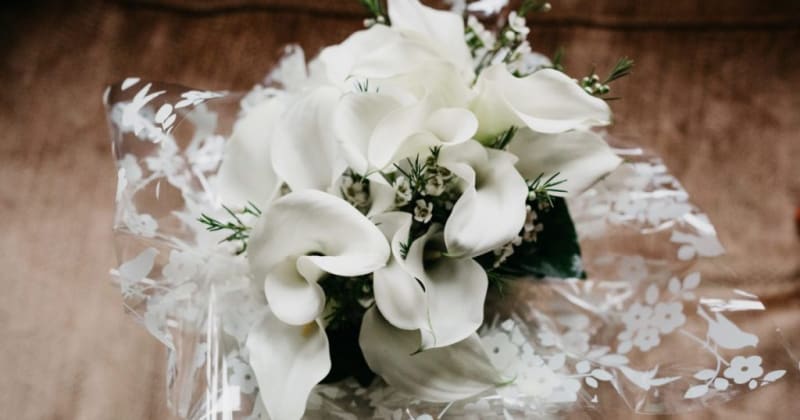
[313,0,473,87]
[215,95,285,207]
[401,224,488,349]
[472,64,611,140]
[387,0,474,80]
[509,129,622,196]
[271,86,347,192]
[439,140,529,257]
[247,310,330,420]
[371,212,428,331]
[248,190,390,325]
[334,91,477,173]
[371,213,487,349]
[366,174,397,217]
[359,307,501,402]
[315,24,434,85]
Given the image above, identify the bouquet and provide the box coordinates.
[104,1,793,419]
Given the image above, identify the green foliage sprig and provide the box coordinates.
[198,202,261,255]
[474,0,551,75]
[527,172,567,207]
[579,57,635,98]
[489,126,518,150]
[359,0,389,25]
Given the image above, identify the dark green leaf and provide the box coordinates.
[491,197,585,279]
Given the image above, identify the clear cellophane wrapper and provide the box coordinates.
[104,76,796,419]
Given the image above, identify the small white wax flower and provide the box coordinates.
[523,205,544,242]
[424,174,446,196]
[340,174,370,209]
[493,243,514,268]
[467,15,496,47]
[508,11,530,37]
[393,175,412,206]
[414,199,434,223]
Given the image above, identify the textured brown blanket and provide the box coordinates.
[1,1,798,418]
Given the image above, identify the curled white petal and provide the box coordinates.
[247,310,330,420]
[248,190,390,325]
[366,174,397,217]
[371,216,487,348]
[401,225,488,349]
[424,107,478,145]
[367,97,432,169]
[359,307,501,402]
[264,258,326,326]
[371,212,428,331]
[440,140,528,257]
[509,129,622,196]
[472,64,611,140]
[334,92,403,174]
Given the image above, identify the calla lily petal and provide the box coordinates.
[265,258,326,326]
[472,64,611,140]
[401,225,487,349]
[248,190,390,325]
[216,96,285,207]
[371,212,428,331]
[247,310,331,420]
[509,129,622,197]
[367,98,431,169]
[317,25,447,85]
[424,107,478,145]
[387,0,473,80]
[371,218,487,348]
[366,174,397,217]
[359,307,501,402]
[334,92,403,174]
[440,141,528,257]
[271,87,346,191]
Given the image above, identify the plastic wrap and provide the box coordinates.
[104,78,795,419]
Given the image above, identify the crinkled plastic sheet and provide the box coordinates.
[104,78,797,419]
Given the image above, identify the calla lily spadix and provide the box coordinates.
[245,190,390,420]
[471,63,612,141]
[438,140,529,258]
[370,212,487,350]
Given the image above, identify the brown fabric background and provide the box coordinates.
[1,1,798,419]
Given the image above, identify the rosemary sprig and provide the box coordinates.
[528,172,567,207]
[393,154,429,193]
[580,57,635,97]
[198,202,261,255]
[398,240,411,260]
[550,46,566,72]
[518,0,551,15]
[490,126,518,150]
[604,56,635,84]
[354,79,370,93]
[359,0,389,25]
